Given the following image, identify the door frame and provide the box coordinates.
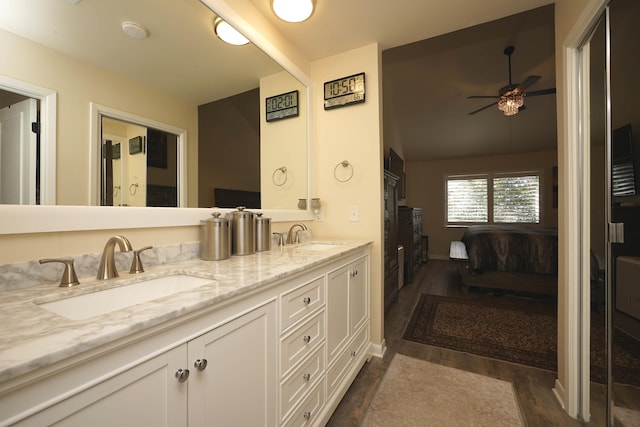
[0,76,57,205]
[559,0,609,420]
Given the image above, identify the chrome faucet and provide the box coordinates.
[97,235,133,280]
[286,223,308,245]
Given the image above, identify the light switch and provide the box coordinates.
[349,206,359,222]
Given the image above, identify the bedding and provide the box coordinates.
[461,225,558,275]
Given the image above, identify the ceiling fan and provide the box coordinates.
[467,46,556,116]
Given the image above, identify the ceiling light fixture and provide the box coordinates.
[213,17,249,46]
[271,0,316,23]
[497,93,525,116]
[121,21,149,40]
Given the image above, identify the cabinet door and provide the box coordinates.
[17,346,187,427]
[327,265,350,363]
[187,301,277,427]
[349,257,369,335]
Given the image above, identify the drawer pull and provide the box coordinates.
[303,335,311,344]
[175,368,190,383]
[303,411,311,421]
[303,373,311,381]
[303,296,311,305]
[351,351,357,357]
[194,359,208,371]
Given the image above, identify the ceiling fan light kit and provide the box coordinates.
[498,93,525,116]
[467,45,556,117]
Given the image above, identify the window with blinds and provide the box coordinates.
[446,172,541,225]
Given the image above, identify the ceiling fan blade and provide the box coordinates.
[467,95,499,99]
[526,88,556,97]
[468,101,498,115]
[512,75,541,94]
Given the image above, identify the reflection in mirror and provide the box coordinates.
[101,117,179,207]
[0,0,308,210]
[0,89,39,205]
[609,0,640,424]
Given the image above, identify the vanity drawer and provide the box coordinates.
[280,311,325,376]
[326,324,369,398]
[282,377,325,427]
[280,276,325,333]
[280,345,325,422]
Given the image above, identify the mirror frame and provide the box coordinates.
[0,0,313,235]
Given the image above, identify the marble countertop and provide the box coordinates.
[0,240,371,383]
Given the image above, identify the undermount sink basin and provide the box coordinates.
[38,274,213,320]
[298,242,344,251]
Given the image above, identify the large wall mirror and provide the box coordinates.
[0,0,310,232]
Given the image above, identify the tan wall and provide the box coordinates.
[310,43,385,348]
[260,72,308,210]
[0,28,199,206]
[405,149,558,259]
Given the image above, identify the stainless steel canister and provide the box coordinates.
[230,206,255,255]
[255,213,271,252]
[200,212,231,260]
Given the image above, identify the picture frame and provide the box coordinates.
[111,141,120,160]
[129,136,143,155]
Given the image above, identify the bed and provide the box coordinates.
[451,225,558,295]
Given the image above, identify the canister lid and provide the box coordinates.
[201,212,228,223]
[256,212,270,223]
[231,206,254,218]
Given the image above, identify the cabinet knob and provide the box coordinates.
[303,411,311,421]
[351,351,357,357]
[194,359,208,371]
[302,296,311,305]
[303,335,311,344]
[175,368,190,383]
[303,373,311,381]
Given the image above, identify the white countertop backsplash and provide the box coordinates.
[0,240,371,383]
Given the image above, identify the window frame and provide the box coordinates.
[444,170,544,227]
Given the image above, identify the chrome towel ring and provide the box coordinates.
[334,160,354,182]
[272,166,288,186]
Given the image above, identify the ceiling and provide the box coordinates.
[0,0,556,161]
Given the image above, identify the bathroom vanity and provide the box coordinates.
[0,241,371,427]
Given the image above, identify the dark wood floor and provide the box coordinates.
[326,259,608,426]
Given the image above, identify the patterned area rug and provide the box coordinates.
[362,354,524,426]
[403,294,640,386]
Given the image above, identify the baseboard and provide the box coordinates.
[553,379,567,410]
[368,339,387,359]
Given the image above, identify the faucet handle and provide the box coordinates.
[39,257,80,287]
[129,246,153,274]
[273,232,284,247]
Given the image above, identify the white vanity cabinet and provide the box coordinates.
[1,246,371,427]
[187,301,277,427]
[10,299,277,427]
[326,256,369,399]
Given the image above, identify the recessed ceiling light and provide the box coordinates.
[213,18,249,46]
[271,0,316,23]
[122,21,149,40]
